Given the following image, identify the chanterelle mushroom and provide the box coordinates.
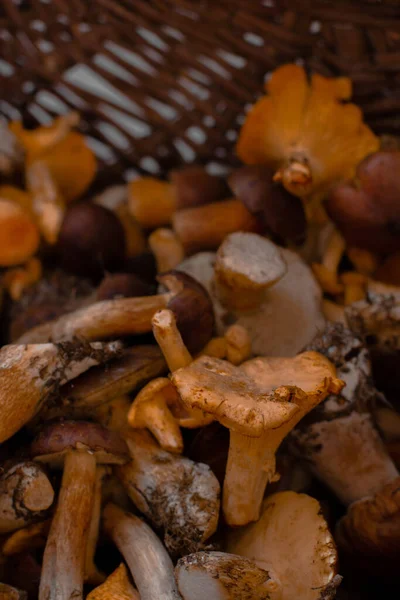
[0,339,120,443]
[87,564,139,600]
[227,491,341,600]
[175,551,275,600]
[171,352,343,525]
[178,232,325,356]
[31,421,129,600]
[117,429,220,557]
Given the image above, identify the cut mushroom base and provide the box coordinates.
[177,236,325,357]
[116,429,220,557]
[227,491,341,600]
[103,503,181,600]
[171,352,343,525]
[0,340,120,443]
[176,551,275,600]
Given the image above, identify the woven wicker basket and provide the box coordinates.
[1,0,400,181]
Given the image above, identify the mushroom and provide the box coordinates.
[171,352,342,525]
[149,228,185,273]
[336,476,400,561]
[177,232,325,356]
[0,198,40,267]
[116,429,220,557]
[0,119,24,178]
[345,293,400,351]
[175,551,274,600]
[292,323,398,505]
[97,272,153,301]
[103,503,181,600]
[17,271,214,354]
[31,421,130,600]
[87,564,139,600]
[0,339,120,443]
[2,520,50,556]
[226,491,341,600]
[128,166,229,229]
[43,346,166,422]
[311,228,346,295]
[0,461,54,534]
[84,466,108,586]
[0,583,27,600]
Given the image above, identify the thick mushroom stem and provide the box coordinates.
[0,462,54,534]
[85,467,107,585]
[103,503,181,600]
[0,341,120,443]
[176,551,275,600]
[39,451,96,600]
[17,294,174,344]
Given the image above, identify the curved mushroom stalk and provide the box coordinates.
[103,503,181,600]
[0,340,120,443]
[0,462,54,534]
[31,422,130,600]
[178,234,325,357]
[336,477,400,560]
[172,353,343,525]
[227,491,341,600]
[87,564,139,600]
[116,429,220,557]
[2,520,50,556]
[176,551,276,600]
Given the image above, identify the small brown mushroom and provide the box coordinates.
[31,421,129,600]
[117,429,220,557]
[172,199,259,254]
[0,461,54,534]
[103,503,181,600]
[172,352,342,525]
[0,199,40,267]
[148,228,185,273]
[87,564,139,600]
[2,520,50,556]
[227,491,341,600]
[175,551,274,600]
[178,234,325,357]
[0,339,120,443]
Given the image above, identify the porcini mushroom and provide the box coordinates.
[0,461,54,534]
[175,551,274,600]
[0,339,120,443]
[117,429,220,557]
[87,564,139,600]
[31,421,129,600]
[171,352,342,525]
[178,233,325,356]
[227,491,341,600]
[103,503,181,600]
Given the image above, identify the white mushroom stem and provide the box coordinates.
[0,462,54,534]
[0,341,120,443]
[117,430,220,556]
[175,551,275,600]
[103,503,181,600]
[293,412,399,506]
[39,451,96,600]
[17,293,174,344]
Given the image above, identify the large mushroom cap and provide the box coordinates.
[176,551,275,600]
[171,356,299,436]
[226,491,340,600]
[31,420,129,468]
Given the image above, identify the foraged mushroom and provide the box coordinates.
[87,564,139,600]
[116,429,220,557]
[31,421,129,600]
[345,293,400,350]
[149,228,185,273]
[336,476,400,560]
[0,583,27,600]
[227,491,341,600]
[0,339,120,443]
[103,503,181,600]
[2,520,50,556]
[0,198,40,267]
[0,461,54,534]
[176,551,274,600]
[178,233,325,356]
[171,352,342,525]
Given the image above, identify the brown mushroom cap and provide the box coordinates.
[159,270,215,354]
[31,421,129,468]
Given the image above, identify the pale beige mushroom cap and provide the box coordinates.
[227,491,341,600]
